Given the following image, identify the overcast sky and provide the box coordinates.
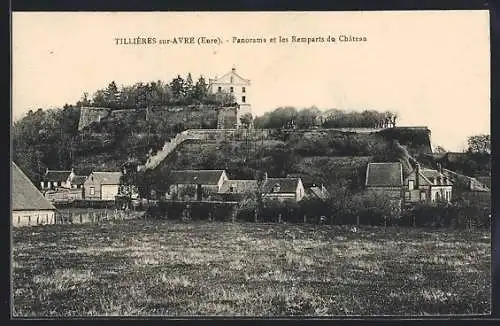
[13,11,490,151]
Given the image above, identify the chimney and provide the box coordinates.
[415,163,420,188]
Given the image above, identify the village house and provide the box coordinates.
[12,162,56,227]
[40,168,87,190]
[261,176,306,203]
[208,67,252,128]
[166,170,229,201]
[365,162,454,206]
[83,171,123,201]
[403,163,453,203]
[286,173,329,201]
[365,162,404,205]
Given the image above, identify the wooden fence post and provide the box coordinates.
[80,213,83,224]
[37,215,39,225]
[278,213,282,224]
[304,214,307,224]
[356,215,360,226]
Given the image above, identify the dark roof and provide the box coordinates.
[476,176,491,188]
[262,178,301,194]
[12,162,56,211]
[420,168,453,186]
[71,175,87,185]
[169,170,226,185]
[87,171,122,185]
[286,173,315,187]
[307,186,330,200]
[366,163,403,187]
[220,179,258,194]
[44,170,71,182]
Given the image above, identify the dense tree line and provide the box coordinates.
[254,107,398,130]
[78,74,235,109]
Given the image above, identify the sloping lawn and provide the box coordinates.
[12,220,490,317]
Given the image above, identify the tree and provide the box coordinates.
[170,75,186,101]
[193,76,208,101]
[104,81,120,108]
[296,107,320,129]
[77,92,92,107]
[467,134,490,154]
[434,146,447,154]
[185,73,194,99]
[240,113,253,129]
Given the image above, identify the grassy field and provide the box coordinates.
[12,220,491,317]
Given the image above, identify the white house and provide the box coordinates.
[83,171,123,201]
[208,67,252,127]
[261,176,306,203]
[12,162,56,227]
[40,168,87,190]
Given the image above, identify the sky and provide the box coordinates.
[12,11,490,151]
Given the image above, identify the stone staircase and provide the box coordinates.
[138,130,203,172]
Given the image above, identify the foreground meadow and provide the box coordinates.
[12,220,491,317]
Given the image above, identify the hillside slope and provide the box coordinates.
[140,127,432,195]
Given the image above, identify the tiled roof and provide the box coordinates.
[44,170,71,183]
[71,175,87,185]
[262,178,301,194]
[169,170,225,185]
[420,168,453,186]
[88,171,122,185]
[365,163,403,187]
[12,162,56,211]
[220,179,258,194]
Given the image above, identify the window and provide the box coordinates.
[217,86,222,92]
[273,184,281,192]
[230,76,234,83]
[242,87,246,93]
[54,181,58,187]
[242,96,246,103]
[229,185,235,193]
[404,191,411,200]
[420,192,426,201]
[230,86,234,93]
[408,180,414,190]
[90,187,95,195]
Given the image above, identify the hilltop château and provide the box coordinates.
[208,66,252,128]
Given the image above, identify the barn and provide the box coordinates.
[83,171,123,201]
[12,162,56,227]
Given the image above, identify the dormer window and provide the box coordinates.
[242,87,246,93]
[229,185,235,193]
[217,86,222,92]
[230,87,234,93]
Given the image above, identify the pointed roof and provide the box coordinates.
[169,170,226,185]
[365,162,403,187]
[71,175,87,186]
[12,162,56,211]
[209,67,251,85]
[44,170,72,183]
[88,171,122,185]
[220,179,258,193]
[262,178,302,194]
